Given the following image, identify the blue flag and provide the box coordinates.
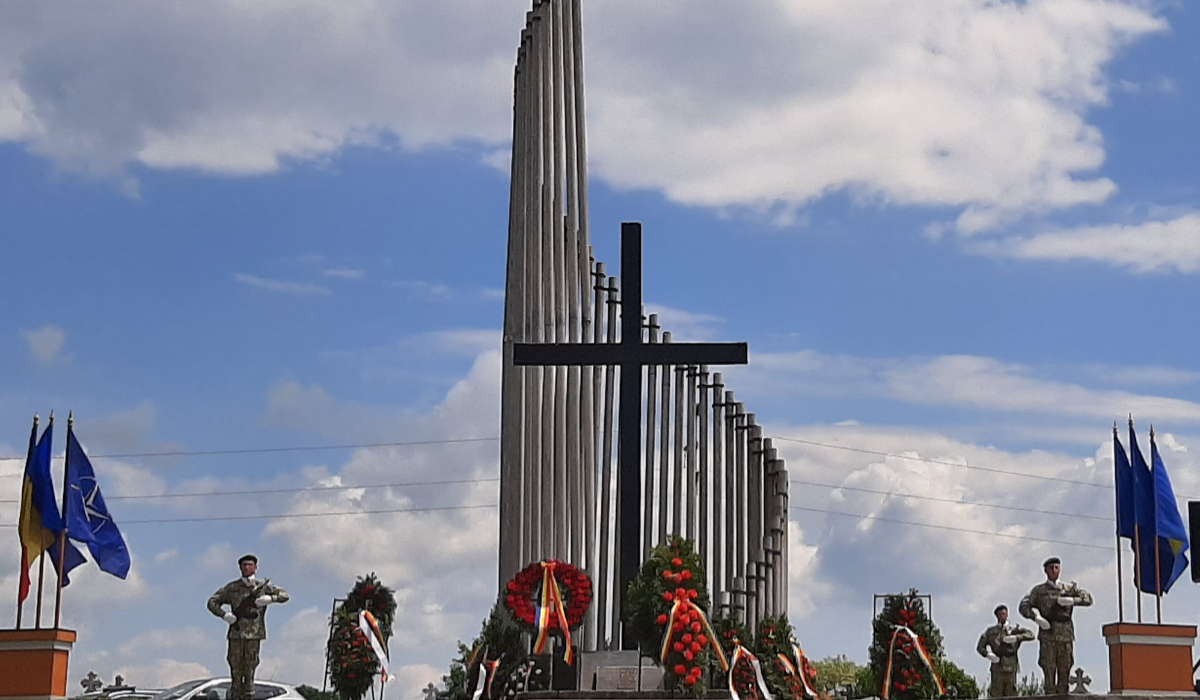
[1129,425,1159,592]
[1114,431,1134,539]
[64,424,130,579]
[1151,435,1189,593]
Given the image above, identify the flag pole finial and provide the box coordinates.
[67,411,73,427]
[1129,414,1134,428]
[48,410,54,423]
[1150,425,1156,440]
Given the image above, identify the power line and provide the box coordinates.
[790,478,1111,522]
[0,436,500,464]
[0,503,498,528]
[772,435,1111,489]
[0,476,500,504]
[789,505,1109,551]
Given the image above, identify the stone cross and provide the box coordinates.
[1070,667,1091,694]
[513,222,748,648]
[80,672,102,693]
[422,682,439,700]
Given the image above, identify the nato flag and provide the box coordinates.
[64,423,130,579]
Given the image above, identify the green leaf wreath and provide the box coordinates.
[327,573,397,700]
[625,536,718,697]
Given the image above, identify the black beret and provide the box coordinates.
[238,553,258,565]
[1043,557,1061,568]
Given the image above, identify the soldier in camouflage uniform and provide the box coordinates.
[1018,557,1092,694]
[207,554,290,700]
[976,604,1035,697]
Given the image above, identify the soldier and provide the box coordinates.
[977,604,1035,697]
[1018,557,1092,694]
[207,554,290,700]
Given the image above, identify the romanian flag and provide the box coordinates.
[17,418,61,604]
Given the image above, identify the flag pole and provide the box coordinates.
[15,413,39,630]
[1151,425,1163,624]
[53,411,72,629]
[34,411,54,629]
[1114,422,1125,623]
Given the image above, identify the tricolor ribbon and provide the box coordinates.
[358,610,395,692]
[532,561,574,665]
[774,640,820,700]
[881,625,946,698]
[658,597,729,671]
[729,642,773,700]
[468,647,503,700]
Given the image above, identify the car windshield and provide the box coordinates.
[151,680,209,700]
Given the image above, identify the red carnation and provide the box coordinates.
[674,642,685,652]
[683,676,696,686]
[690,642,701,653]
[680,570,692,580]
[672,557,683,567]
[697,634,708,645]
[688,590,698,600]
[674,664,687,676]
[663,591,674,602]
[663,570,674,580]
[683,651,694,661]
[682,633,693,643]
[656,614,668,625]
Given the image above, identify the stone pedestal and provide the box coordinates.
[1102,622,1196,695]
[577,651,664,691]
[0,628,76,700]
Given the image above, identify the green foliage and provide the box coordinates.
[934,660,980,699]
[811,655,864,695]
[854,667,878,699]
[624,536,714,697]
[868,589,978,699]
[295,686,337,700]
[435,598,532,700]
[327,573,396,700]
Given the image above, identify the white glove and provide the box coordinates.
[1057,596,1075,608]
[1036,617,1050,630]
[223,612,237,625]
[255,595,273,607]
[1001,635,1018,644]
[986,652,1000,664]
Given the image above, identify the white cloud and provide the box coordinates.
[154,548,179,564]
[0,1,1166,229]
[196,542,237,573]
[233,273,332,297]
[644,304,724,342]
[975,213,1200,272]
[742,350,1200,423]
[21,324,65,362]
[111,660,213,690]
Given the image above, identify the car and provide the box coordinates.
[150,679,305,700]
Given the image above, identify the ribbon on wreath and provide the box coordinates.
[775,639,819,700]
[881,626,945,699]
[532,561,574,664]
[470,651,502,700]
[729,642,773,700]
[468,646,488,700]
[658,597,730,671]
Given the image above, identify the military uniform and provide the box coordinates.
[208,577,289,700]
[976,622,1035,696]
[1019,580,1091,694]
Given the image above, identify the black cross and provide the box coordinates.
[513,221,748,648]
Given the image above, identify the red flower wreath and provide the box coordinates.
[503,560,593,630]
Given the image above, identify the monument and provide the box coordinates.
[496,0,791,682]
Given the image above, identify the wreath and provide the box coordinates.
[327,573,397,700]
[503,560,592,631]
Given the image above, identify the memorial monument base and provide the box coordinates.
[0,628,76,700]
[577,651,664,691]
[1102,622,1197,695]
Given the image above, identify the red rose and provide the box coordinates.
[692,622,702,633]
[663,592,674,602]
[690,642,701,653]
[697,634,708,645]
[674,664,687,675]
[681,570,692,580]
[675,587,687,598]
[683,676,697,686]
[683,651,694,661]
[674,642,685,652]
[663,570,674,580]
[682,633,693,643]
[672,557,683,567]
[656,614,669,625]
[688,590,698,600]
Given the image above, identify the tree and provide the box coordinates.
[868,589,979,699]
[811,655,864,695]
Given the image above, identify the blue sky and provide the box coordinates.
[2,0,1200,694]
